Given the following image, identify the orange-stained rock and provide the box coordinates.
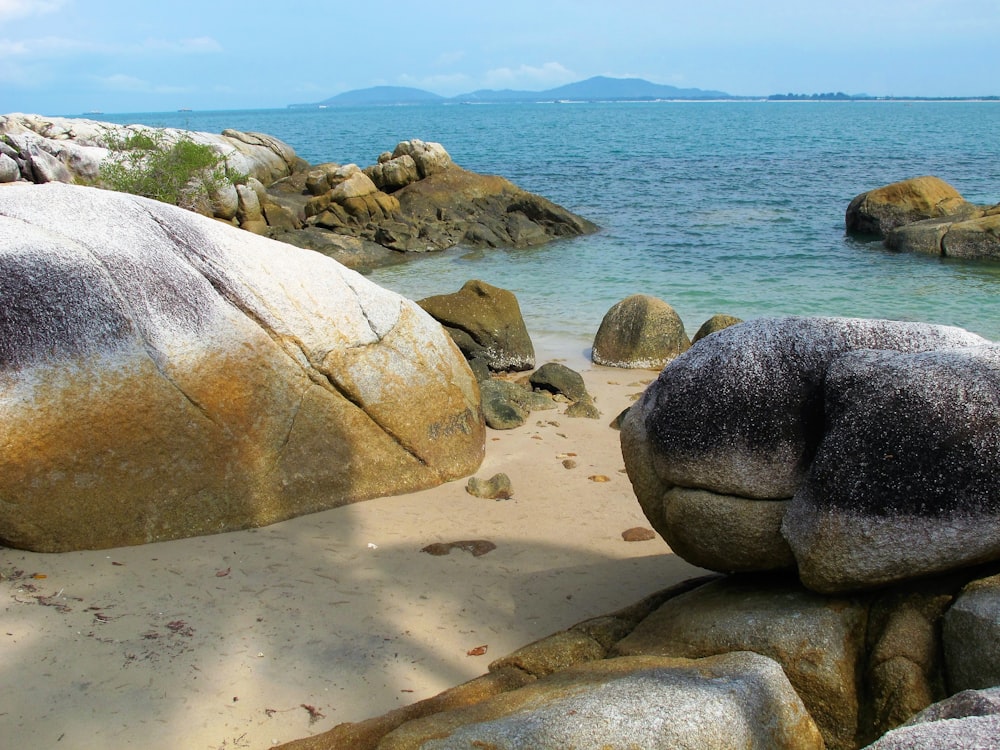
[845,175,978,237]
[0,182,484,551]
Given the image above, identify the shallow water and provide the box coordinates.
[96,102,1000,351]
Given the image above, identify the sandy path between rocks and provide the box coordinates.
[0,356,705,750]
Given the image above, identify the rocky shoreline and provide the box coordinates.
[1,113,999,749]
[0,113,598,273]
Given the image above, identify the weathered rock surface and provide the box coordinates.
[619,316,994,592]
[417,280,535,372]
[847,175,1000,259]
[613,575,867,749]
[942,574,1000,693]
[863,687,1000,749]
[592,294,691,368]
[1,118,598,270]
[691,313,742,343]
[299,138,597,255]
[846,176,978,236]
[0,113,305,187]
[280,566,1000,750]
[783,344,1000,592]
[0,182,484,552]
[478,378,555,430]
[375,652,824,750]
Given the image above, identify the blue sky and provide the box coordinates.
[2,0,998,114]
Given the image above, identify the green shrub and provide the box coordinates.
[99,129,246,212]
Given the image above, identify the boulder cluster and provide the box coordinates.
[290,137,598,256]
[0,115,598,273]
[846,175,1000,259]
[289,316,1000,750]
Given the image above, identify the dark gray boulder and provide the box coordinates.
[942,574,1000,693]
[620,316,993,592]
[783,344,1000,592]
[863,687,1000,749]
[529,362,589,402]
[624,317,987,501]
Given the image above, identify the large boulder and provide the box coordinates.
[591,294,691,368]
[885,209,1000,260]
[0,182,484,552]
[418,280,535,372]
[620,316,994,591]
[373,652,824,750]
[845,176,978,237]
[613,576,868,750]
[782,344,1000,592]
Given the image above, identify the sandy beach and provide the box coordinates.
[0,354,705,750]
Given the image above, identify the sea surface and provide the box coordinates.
[94,102,1000,358]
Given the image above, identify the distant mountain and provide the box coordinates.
[534,76,731,101]
[289,76,734,108]
[290,86,446,108]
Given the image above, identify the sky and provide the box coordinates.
[2,0,999,114]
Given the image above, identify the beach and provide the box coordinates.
[0,355,706,750]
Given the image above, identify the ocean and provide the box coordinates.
[94,102,1000,360]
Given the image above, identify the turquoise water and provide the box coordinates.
[95,103,1000,356]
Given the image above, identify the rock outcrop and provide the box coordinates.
[846,175,1000,259]
[372,652,824,750]
[301,139,598,253]
[1,117,599,271]
[592,294,691,369]
[0,182,484,552]
[619,316,997,592]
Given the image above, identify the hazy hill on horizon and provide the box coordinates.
[290,75,734,107]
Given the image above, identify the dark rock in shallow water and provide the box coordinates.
[418,280,535,372]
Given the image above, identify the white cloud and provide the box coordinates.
[0,34,222,60]
[0,0,66,22]
[482,62,575,90]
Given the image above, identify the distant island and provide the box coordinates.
[289,76,999,108]
[289,76,732,108]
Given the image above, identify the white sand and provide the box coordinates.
[0,358,704,750]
